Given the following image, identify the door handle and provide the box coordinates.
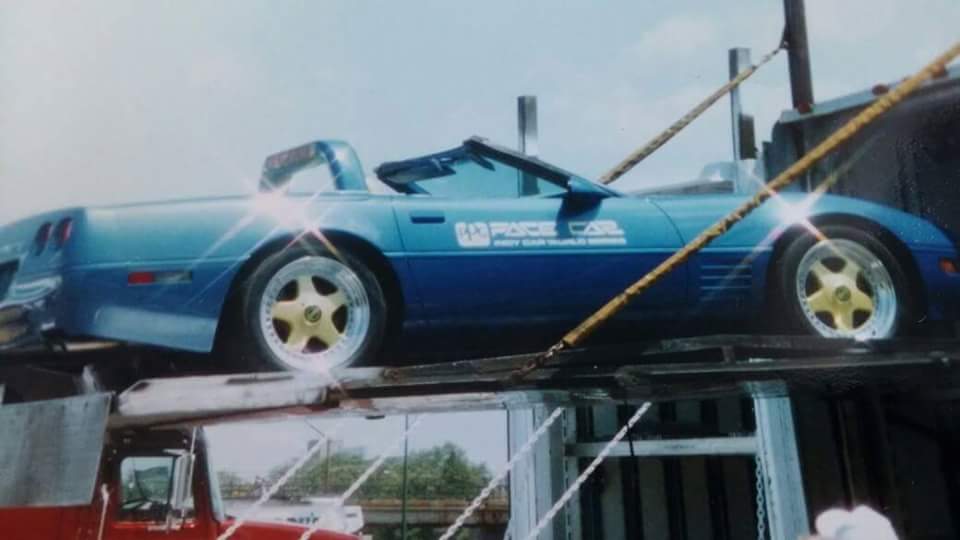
[410,210,446,224]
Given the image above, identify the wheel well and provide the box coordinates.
[219,231,406,342]
[767,213,927,317]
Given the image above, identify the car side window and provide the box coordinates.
[410,157,565,198]
[118,454,194,522]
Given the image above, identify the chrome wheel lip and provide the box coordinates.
[795,238,897,340]
[258,256,370,372]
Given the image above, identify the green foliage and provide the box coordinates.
[263,442,492,502]
[217,470,246,489]
[371,527,471,540]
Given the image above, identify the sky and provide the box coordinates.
[2,1,958,478]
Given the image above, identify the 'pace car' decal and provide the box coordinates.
[455,220,626,248]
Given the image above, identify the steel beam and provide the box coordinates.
[90,335,960,428]
[566,436,757,458]
[111,372,328,428]
[754,396,810,539]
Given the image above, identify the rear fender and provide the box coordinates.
[59,195,405,352]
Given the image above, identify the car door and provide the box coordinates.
[392,173,686,329]
[543,194,688,324]
[393,194,567,327]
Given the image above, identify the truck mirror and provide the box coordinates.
[738,113,758,160]
[169,453,195,514]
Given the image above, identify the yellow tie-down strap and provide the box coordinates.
[510,41,960,383]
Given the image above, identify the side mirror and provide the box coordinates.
[169,454,195,519]
[565,177,609,201]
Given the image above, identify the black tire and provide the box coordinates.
[771,224,912,339]
[222,246,387,372]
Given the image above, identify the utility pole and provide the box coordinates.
[400,414,410,539]
[783,0,815,111]
[323,438,331,493]
[728,47,751,192]
[783,0,815,190]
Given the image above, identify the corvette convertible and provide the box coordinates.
[1,136,958,372]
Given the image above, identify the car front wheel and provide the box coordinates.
[775,224,910,340]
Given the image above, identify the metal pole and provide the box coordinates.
[754,394,810,540]
[729,47,751,190]
[323,438,331,493]
[517,96,539,195]
[400,414,410,539]
[783,0,815,111]
[518,96,539,156]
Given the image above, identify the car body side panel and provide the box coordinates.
[391,195,687,329]
[650,192,960,320]
[51,193,408,352]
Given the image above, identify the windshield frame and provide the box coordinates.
[374,136,620,198]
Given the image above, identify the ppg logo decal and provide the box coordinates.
[455,220,626,248]
[455,222,492,247]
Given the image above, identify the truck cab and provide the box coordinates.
[0,426,357,540]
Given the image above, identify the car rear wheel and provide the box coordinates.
[774,224,910,340]
[232,247,387,373]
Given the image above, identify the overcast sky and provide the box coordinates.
[2,1,958,477]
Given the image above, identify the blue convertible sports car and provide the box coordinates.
[1,136,958,372]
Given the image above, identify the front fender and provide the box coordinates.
[778,194,960,321]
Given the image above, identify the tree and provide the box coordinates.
[216,470,248,498]
[263,442,492,502]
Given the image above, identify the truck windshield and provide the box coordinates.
[118,452,196,522]
[119,456,175,518]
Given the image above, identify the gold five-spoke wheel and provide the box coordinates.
[258,255,372,371]
[803,258,875,332]
[795,238,897,339]
[270,275,349,352]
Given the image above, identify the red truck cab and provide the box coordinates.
[0,428,357,540]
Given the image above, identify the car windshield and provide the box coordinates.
[378,148,567,198]
[410,156,565,198]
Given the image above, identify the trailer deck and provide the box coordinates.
[3,334,958,428]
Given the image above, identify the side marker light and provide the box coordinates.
[128,271,155,285]
[128,270,193,286]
